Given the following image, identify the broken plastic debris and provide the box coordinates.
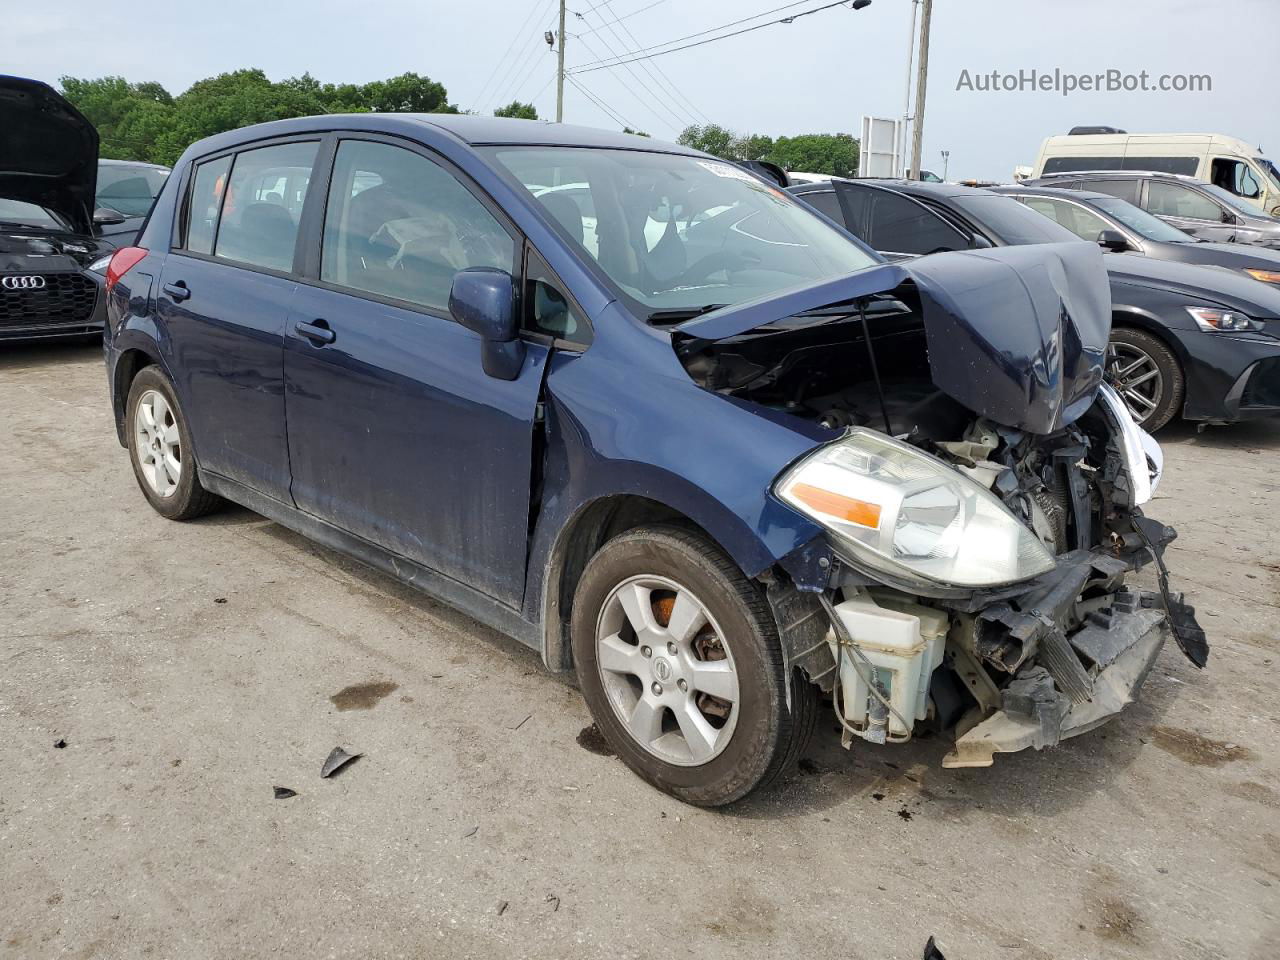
[321,746,362,778]
[923,936,947,959]
[53,738,67,749]
[214,597,227,604]
[496,900,508,916]
[544,893,560,912]
[273,786,298,799]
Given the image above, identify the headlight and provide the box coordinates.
[1185,306,1262,332]
[1244,268,1280,285]
[775,429,1056,588]
[88,254,113,274]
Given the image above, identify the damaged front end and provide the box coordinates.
[674,243,1208,768]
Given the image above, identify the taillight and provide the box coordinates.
[105,246,148,293]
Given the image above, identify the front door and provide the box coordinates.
[284,137,545,608]
[1144,180,1236,241]
[157,139,322,500]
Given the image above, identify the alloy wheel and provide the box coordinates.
[134,389,182,498]
[1106,341,1163,424]
[594,575,740,766]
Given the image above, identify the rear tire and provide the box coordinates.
[125,365,222,521]
[571,524,816,806]
[1107,327,1184,431]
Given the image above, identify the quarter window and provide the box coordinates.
[213,142,319,272]
[525,248,590,345]
[847,186,966,255]
[320,140,514,312]
[184,155,231,254]
[1145,181,1224,222]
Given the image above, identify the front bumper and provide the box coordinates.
[1175,327,1280,422]
[943,601,1166,768]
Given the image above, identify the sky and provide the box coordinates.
[6,0,1278,181]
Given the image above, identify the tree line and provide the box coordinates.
[60,70,857,176]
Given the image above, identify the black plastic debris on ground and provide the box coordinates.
[53,738,67,749]
[321,746,362,778]
[923,935,947,959]
[273,786,298,799]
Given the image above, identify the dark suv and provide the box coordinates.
[102,113,1204,804]
[1024,171,1280,247]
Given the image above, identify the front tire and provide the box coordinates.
[125,365,221,520]
[571,525,815,806]
[1106,328,1184,430]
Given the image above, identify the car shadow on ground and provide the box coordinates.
[1158,416,1280,451]
[0,339,101,370]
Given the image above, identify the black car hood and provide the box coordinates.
[676,242,1112,434]
[1105,253,1280,319]
[0,76,98,235]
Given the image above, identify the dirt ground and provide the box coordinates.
[2,341,1277,960]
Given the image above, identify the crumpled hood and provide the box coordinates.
[676,242,1112,434]
[0,76,98,236]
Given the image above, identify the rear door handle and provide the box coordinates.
[162,281,191,302]
[295,319,336,345]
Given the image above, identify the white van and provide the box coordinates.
[1032,130,1280,216]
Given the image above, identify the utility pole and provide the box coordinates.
[555,0,567,123]
[900,0,919,178]
[908,0,932,181]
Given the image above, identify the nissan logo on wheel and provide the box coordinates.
[2,275,47,290]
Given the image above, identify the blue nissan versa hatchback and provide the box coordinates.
[103,115,1207,805]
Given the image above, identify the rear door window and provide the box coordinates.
[183,155,232,255]
[320,139,515,313]
[214,142,319,272]
[1146,181,1224,221]
[1020,197,1110,241]
[1083,179,1140,204]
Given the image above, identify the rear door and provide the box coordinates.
[157,138,322,499]
[283,136,547,607]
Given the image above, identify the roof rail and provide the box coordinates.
[1036,169,1201,181]
[1067,125,1127,135]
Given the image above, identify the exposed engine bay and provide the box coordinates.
[675,274,1209,768]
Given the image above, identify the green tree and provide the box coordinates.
[361,72,457,113]
[58,75,173,159]
[622,127,651,138]
[768,133,859,177]
[676,123,736,158]
[494,100,538,120]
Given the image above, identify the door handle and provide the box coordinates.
[163,281,191,302]
[295,319,336,345]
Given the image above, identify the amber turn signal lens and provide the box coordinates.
[790,483,882,528]
[1245,268,1280,284]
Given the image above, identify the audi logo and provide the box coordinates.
[2,275,47,290]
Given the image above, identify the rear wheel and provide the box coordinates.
[571,525,815,806]
[125,366,222,520]
[1106,328,1184,430]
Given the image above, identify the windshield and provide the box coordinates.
[1093,197,1195,242]
[950,194,1082,245]
[0,197,70,231]
[486,147,878,314]
[1260,158,1280,193]
[95,162,170,218]
[1199,180,1266,216]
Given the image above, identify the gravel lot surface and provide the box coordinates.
[2,341,1277,959]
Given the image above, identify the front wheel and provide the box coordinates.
[571,525,815,806]
[1106,328,1184,430]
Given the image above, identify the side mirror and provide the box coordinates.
[968,233,993,250]
[93,207,127,226]
[1221,209,1238,224]
[449,268,524,381]
[1097,229,1130,252]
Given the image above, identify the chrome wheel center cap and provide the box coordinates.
[652,657,673,683]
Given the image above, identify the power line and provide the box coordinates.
[475,0,554,108]
[566,74,639,130]
[572,8,694,130]
[570,0,849,74]
[571,0,667,37]
[487,0,558,110]
[592,1,713,126]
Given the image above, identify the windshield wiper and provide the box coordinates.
[646,304,726,324]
